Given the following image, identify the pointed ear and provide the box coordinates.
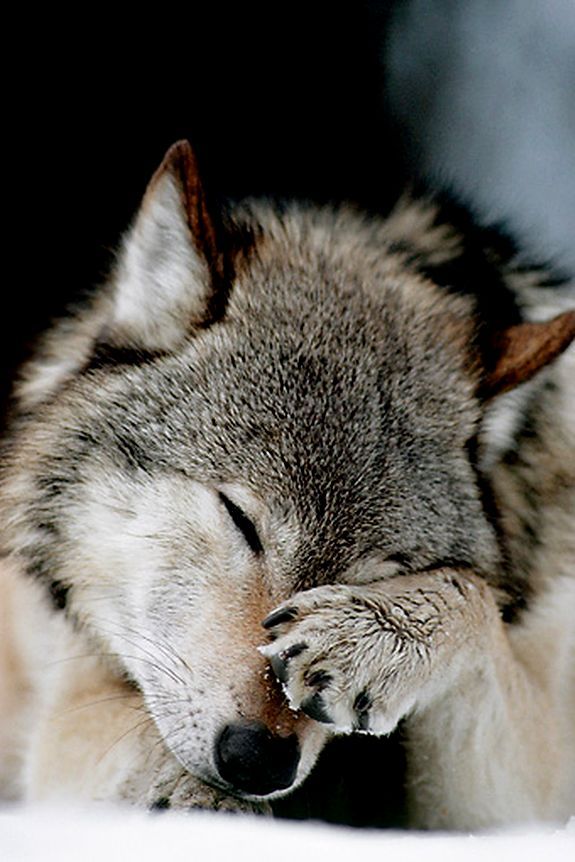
[106,140,229,351]
[481,310,575,398]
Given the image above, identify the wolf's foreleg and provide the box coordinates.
[261,572,569,828]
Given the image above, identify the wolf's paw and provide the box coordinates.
[261,575,479,734]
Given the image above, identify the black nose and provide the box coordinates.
[214,720,300,796]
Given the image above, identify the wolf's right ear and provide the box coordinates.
[480,310,575,398]
[105,140,229,351]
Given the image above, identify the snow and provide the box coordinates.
[1,806,573,862]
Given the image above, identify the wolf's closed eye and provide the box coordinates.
[218,492,264,555]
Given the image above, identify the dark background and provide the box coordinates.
[3,2,406,429]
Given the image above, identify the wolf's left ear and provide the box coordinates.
[480,310,575,398]
[107,140,229,351]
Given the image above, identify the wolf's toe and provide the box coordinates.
[269,642,308,684]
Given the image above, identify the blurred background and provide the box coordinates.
[4,0,574,825]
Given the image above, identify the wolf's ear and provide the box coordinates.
[106,140,228,351]
[480,310,575,398]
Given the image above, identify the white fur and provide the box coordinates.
[112,172,212,350]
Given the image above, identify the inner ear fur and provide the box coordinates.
[106,140,232,352]
[150,139,230,306]
[481,310,575,398]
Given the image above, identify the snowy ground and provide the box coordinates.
[1,806,573,862]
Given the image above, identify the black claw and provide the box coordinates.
[301,692,333,724]
[304,669,333,691]
[270,653,288,683]
[353,690,372,731]
[150,797,171,811]
[269,642,308,684]
[262,606,298,629]
[283,642,308,659]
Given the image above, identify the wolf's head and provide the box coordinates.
[2,142,573,800]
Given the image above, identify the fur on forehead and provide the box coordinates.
[226,200,481,378]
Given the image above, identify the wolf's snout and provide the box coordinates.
[214,720,300,796]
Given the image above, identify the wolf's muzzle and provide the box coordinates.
[214,720,300,796]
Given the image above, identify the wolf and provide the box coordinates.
[0,140,574,828]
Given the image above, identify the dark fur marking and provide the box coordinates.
[36,474,72,500]
[492,381,564,621]
[464,432,532,620]
[301,692,332,725]
[49,580,69,610]
[501,594,529,624]
[449,576,467,598]
[73,429,101,451]
[411,191,522,326]
[86,343,167,371]
[30,515,61,539]
[23,552,69,611]
[304,669,333,690]
[112,432,153,473]
[353,690,372,714]
[386,552,412,569]
[353,691,371,732]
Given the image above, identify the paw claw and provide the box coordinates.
[269,642,307,684]
[262,606,299,629]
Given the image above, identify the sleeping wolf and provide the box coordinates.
[0,141,573,828]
